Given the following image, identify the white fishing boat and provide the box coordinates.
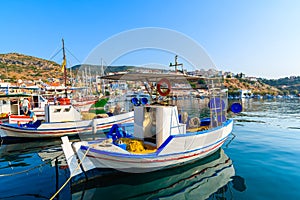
[0,92,96,124]
[0,102,133,139]
[0,93,37,124]
[71,149,238,200]
[61,71,242,177]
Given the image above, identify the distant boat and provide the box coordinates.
[0,93,45,124]
[254,94,262,99]
[0,92,95,124]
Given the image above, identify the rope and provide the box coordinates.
[225,132,236,148]
[49,145,91,200]
[48,48,62,61]
[0,152,63,177]
[65,48,82,63]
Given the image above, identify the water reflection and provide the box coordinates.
[0,139,70,200]
[231,98,300,129]
[0,139,63,169]
[72,149,245,200]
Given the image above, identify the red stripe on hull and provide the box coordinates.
[1,117,133,137]
[86,140,225,164]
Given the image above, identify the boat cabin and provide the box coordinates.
[133,105,186,148]
[44,104,81,123]
[0,94,31,115]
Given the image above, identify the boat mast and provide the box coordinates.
[62,39,68,98]
[101,58,105,96]
[169,55,183,73]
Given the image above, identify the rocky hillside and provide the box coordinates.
[0,53,63,82]
[224,78,281,95]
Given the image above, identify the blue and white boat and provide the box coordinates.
[62,72,241,176]
[71,148,236,200]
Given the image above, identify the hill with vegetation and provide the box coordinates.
[0,53,63,82]
[224,78,281,96]
[259,76,300,95]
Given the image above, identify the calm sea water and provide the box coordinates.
[0,98,299,199]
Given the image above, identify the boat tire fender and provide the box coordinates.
[189,117,200,128]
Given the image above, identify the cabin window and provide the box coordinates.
[64,107,71,112]
[54,109,61,113]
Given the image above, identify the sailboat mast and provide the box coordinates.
[62,39,67,98]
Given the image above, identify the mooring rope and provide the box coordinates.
[49,145,91,200]
[225,132,236,148]
[0,152,64,177]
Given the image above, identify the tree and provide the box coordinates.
[197,79,206,84]
[291,90,298,95]
[283,90,290,95]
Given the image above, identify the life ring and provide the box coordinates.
[189,117,200,128]
[157,78,171,96]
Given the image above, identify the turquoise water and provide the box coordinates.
[227,99,300,200]
[0,98,299,199]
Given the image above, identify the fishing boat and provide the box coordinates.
[61,70,242,177]
[71,149,238,200]
[0,93,38,124]
[0,101,133,139]
[0,87,97,124]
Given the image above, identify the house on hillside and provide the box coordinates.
[246,77,258,82]
[238,89,252,98]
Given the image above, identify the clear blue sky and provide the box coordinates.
[1,0,300,79]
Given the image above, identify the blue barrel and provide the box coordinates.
[230,102,242,113]
[131,97,140,106]
[141,97,148,105]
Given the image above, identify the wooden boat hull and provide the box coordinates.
[84,137,227,173]
[0,112,134,139]
[62,119,233,176]
[71,148,235,200]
